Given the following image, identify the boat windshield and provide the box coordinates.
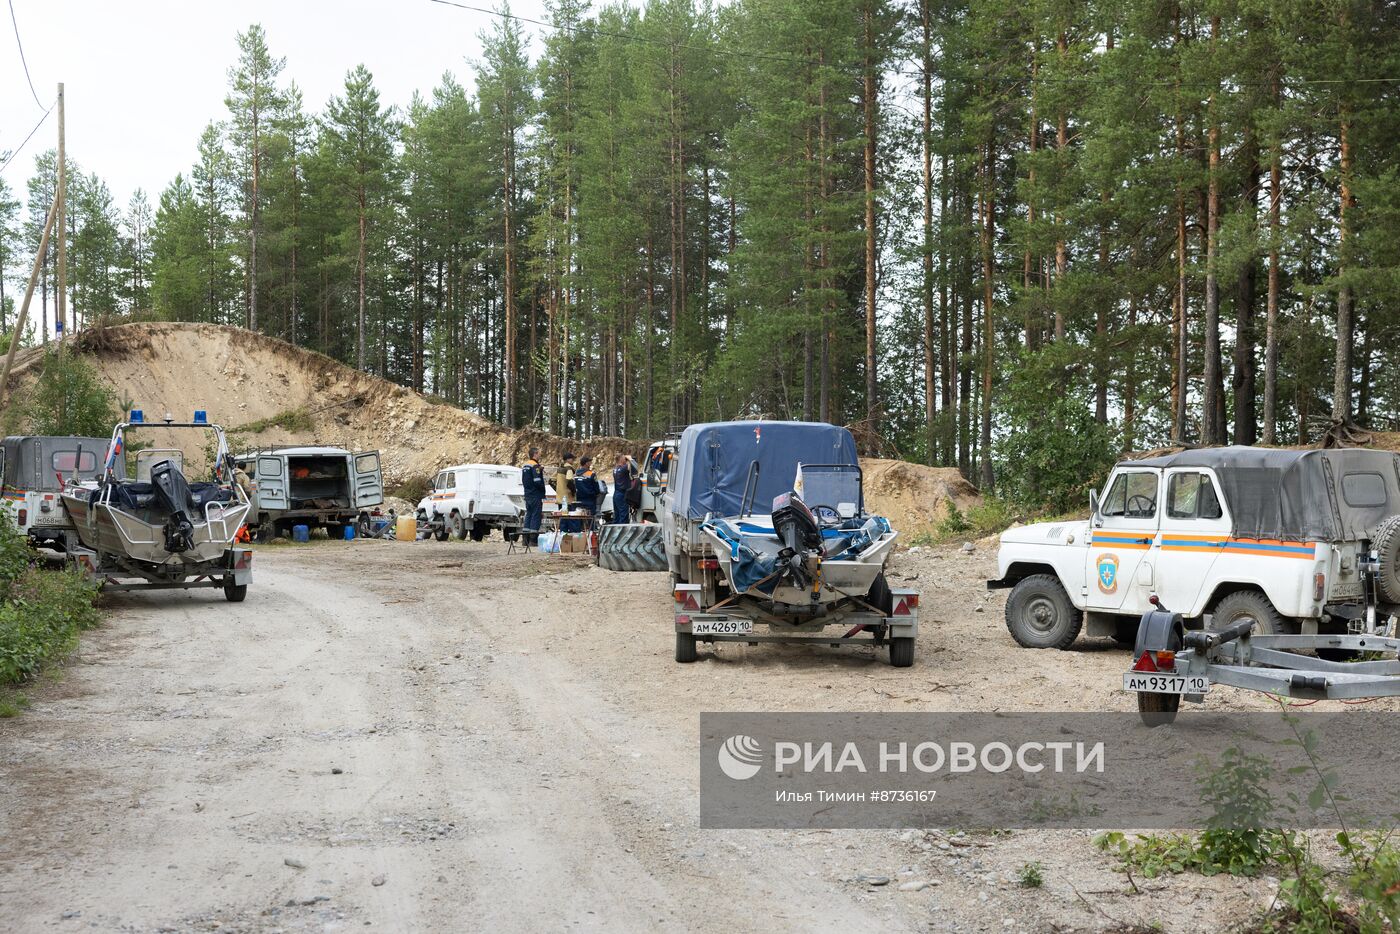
[796,465,862,517]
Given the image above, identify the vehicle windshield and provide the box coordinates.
[796,464,862,516]
[1100,471,1158,519]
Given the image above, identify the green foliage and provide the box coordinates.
[0,510,31,598]
[234,408,314,434]
[994,348,1118,514]
[0,567,100,686]
[0,495,103,691]
[934,498,1015,543]
[1016,861,1043,888]
[22,350,119,438]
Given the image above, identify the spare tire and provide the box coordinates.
[597,523,667,572]
[1373,515,1400,604]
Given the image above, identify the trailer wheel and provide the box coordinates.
[889,636,915,668]
[1005,574,1083,649]
[675,631,698,663]
[866,572,895,615]
[223,580,248,603]
[450,513,469,541]
[1137,690,1180,727]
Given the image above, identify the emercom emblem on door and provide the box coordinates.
[1097,553,1120,594]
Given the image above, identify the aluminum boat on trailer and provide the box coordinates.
[59,410,254,600]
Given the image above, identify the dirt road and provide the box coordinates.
[0,541,1324,932]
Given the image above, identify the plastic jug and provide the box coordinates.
[292,524,310,542]
[396,515,417,541]
[343,524,356,541]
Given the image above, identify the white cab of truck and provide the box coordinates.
[416,463,557,542]
[989,447,1400,649]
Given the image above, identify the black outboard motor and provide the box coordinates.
[149,459,197,554]
[772,491,823,590]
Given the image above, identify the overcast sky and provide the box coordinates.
[1,0,550,211]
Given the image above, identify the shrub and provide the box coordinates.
[23,349,119,437]
[993,345,1118,514]
[0,567,100,686]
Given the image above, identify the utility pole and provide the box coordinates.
[0,198,58,408]
[56,82,67,349]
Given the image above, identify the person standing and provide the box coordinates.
[574,456,601,518]
[557,452,578,533]
[521,446,546,546]
[611,454,633,524]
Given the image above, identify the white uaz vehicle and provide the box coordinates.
[416,463,558,542]
[989,447,1400,650]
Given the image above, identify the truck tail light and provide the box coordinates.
[234,550,253,570]
[1314,573,1325,602]
[698,558,719,570]
[16,508,26,526]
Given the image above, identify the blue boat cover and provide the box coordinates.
[704,515,892,594]
[668,421,859,521]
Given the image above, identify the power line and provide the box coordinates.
[7,0,43,110]
[0,97,53,175]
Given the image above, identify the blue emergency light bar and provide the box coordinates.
[129,409,144,424]
[193,410,208,424]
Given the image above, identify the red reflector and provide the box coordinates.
[676,614,691,625]
[699,559,719,570]
[674,591,700,610]
[893,597,915,616]
[1132,652,1158,672]
[1313,573,1325,602]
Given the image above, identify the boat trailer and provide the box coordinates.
[1125,597,1400,725]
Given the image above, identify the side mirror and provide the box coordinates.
[1089,489,1101,526]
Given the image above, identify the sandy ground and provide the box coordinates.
[0,540,1368,933]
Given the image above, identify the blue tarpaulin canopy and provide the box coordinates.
[667,421,859,520]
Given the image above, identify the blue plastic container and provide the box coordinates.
[343,524,356,541]
[292,524,310,543]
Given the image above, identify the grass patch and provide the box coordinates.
[234,408,315,435]
[1016,861,1044,888]
[925,498,1017,544]
[0,511,102,701]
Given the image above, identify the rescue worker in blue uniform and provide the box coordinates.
[521,446,546,545]
[611,455,634,524]
[574,455,602,521]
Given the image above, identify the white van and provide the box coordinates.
[416,463,558,542]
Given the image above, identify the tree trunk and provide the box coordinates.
[921,0,937,464]
[356,186,366,371]
[1262,94,1282,444]
[862,3,879,429]
[980,138,995,491]
[1333,108,1353,420]
[1052,30,1067,343]
[1232,141,1259,445]
[1201,15,1224,445]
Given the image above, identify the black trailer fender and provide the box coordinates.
[1132,608,1184,658]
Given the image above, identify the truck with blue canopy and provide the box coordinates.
[661,420,918,667]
